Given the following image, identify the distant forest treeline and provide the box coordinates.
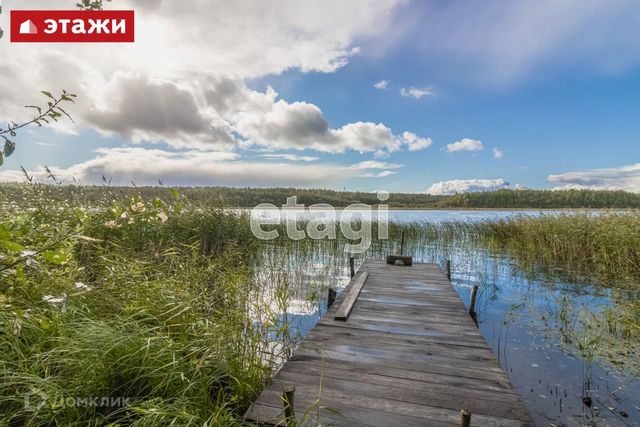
[1,184,639,209]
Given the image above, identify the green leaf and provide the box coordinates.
[41,91,55,100]
[0,225,10,240]
[39,319,51,330]
[0,240,25,252]
[25,105,43,115]
[42,250,70,265]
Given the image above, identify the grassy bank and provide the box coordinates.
[0,190,280,425]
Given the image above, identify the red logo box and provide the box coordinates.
[11,10,134,43]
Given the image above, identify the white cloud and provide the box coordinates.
[85,73,235,150]
[373,79,390,89]
[259,154,319,162]
[446,138,484,153]
[425,178,510,195]
[358,170,396,178]
[493,147,504,159]
[399,87,434,99]
[0,148,407,186]
[347,160,403,170]
[548,163,640,192]
[0,147,353,187]
[0,1,407,153]
[402,131,432,151]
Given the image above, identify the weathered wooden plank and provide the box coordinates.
[270,370,531,421]
[302,332,499,363]
[309,323,490,350]
[247,401,459,427]
[334,271,368,321]
[318,316,487,340]
[280,361,522,403]
[249,386,532,427]
[282,358,518,394]
[245,261,533,426]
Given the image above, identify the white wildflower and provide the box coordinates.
[75,282,91,291]
[131,202,146,213]
[42,294,65,304]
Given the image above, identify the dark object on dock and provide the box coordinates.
[385,254,413,266]
[469,284,479,326]
[281,384,295,425]
[386,230,413,266]
[460,409,472,427]
[349,256,355,278]
[245,261,533,426]
[446,259,452,280]
[326,288,337,308]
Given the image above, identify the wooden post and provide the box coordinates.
[446,260,451,280]
[327,288,336,308]
[399,230,405,255]
[282,384,295,425]
[460,409,471,427]
[469,285,479,317]
[349,256,355,279]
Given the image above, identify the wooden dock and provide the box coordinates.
[245,260,533,426]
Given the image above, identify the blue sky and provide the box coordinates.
[1,0,639,193]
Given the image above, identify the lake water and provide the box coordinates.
[261,210,639,427]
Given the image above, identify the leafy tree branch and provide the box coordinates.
[0,91,77,166]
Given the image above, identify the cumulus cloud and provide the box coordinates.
[402,131,432,151]
[400,87,434,98]
[548,163,640,192]
[446,138,483,153]
[0,0,411,154]
[85,73,234,149]
[493,147,504,159]
[373,80,390,89]
[425,178,510,195]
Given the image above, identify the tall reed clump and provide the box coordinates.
[0,189,281,426]
[472,212,640,286]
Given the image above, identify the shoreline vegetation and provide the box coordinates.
[1,184,639,424]
[2,183,640,209]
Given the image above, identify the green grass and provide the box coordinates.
[0,190,279,425]
[472,212,640,286]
